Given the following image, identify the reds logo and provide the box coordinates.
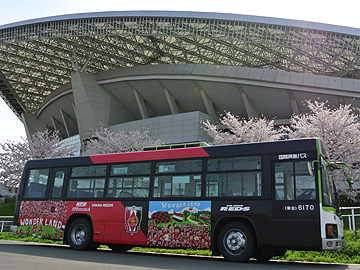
[125,205,142,235]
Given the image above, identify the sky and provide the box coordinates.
[1,0,360,142]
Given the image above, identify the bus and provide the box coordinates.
[11,138,346,262]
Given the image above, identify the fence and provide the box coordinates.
[340,206,360,231]
[0,216,13,232]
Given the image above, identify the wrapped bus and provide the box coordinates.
[11,138,346,262]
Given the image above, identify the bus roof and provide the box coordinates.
[23,138,320,168]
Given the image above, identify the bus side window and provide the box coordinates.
[274,161,316,200]
[153,175,201,197]
[107,177,150,198]
[67,178,105,198]
[24,169,50,199]
[51,170,66,199]
[206,172,261,197]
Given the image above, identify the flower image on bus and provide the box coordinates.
[11,138,346,262]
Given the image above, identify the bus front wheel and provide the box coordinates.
[218,222,255,262]
[67,218,94,250]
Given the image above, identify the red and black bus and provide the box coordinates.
[11,138,345,262]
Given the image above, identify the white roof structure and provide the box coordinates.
[1,11,360,145]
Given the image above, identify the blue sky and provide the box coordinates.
[1,0,360,142]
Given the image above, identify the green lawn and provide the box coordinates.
[0,203,15,216]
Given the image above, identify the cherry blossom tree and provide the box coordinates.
[202,111,281,145]
[84,127,163,155]
[0,140,30,190]
[0,130,78,189]
[27,130,78,159]
[285,100,360,197]
[203,103,360,199]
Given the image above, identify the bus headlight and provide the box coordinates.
[326,224,338,238]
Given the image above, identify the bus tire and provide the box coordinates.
[218,222,255,262]
[108,244,133,252]
[67,218,93,251]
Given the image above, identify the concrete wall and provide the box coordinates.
[109,111,212,144]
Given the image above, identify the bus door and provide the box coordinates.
[270,157,322,250]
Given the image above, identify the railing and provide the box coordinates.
[340,206,360,231]
[0,216,13,232]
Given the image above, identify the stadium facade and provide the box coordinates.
[1,11,360,150]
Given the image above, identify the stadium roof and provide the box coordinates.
[1,10,360,119]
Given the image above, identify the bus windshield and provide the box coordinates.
[320,156,337,208]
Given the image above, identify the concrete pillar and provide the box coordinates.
[235,84,260,118]
[192,81,217,118]
[286,90,301,115]
[22,112,48,137]
[60,108,78,137]
[71,72,135,144]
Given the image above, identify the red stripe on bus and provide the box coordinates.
[89,147,210,164]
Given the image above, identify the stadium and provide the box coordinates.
[1,10,360,150]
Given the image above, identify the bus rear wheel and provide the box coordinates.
[67,218,94,251]
[218,222,255,262]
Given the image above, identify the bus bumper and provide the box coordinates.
[322,238,346,250]
[10,225,17,233]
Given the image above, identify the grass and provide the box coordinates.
[2,230,360,264]
[0,232,61,244]
[0,203,15,216]
[273,230,360,264]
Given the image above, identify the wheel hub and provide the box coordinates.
[72,225,86,245]
[226,231,246,252]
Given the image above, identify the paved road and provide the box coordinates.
[0,240,359,270]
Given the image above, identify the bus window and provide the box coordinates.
[67,178,105,198]
[107,177,150,198]
[110,162,151,175]
[24,169,50,199]
[207,156,261,171]
[71,165,106,177]
[155,160,202,173]
[153,175,202,197]
[206,172,261,197]
[275,161,316,200]
[51,169,66,199]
